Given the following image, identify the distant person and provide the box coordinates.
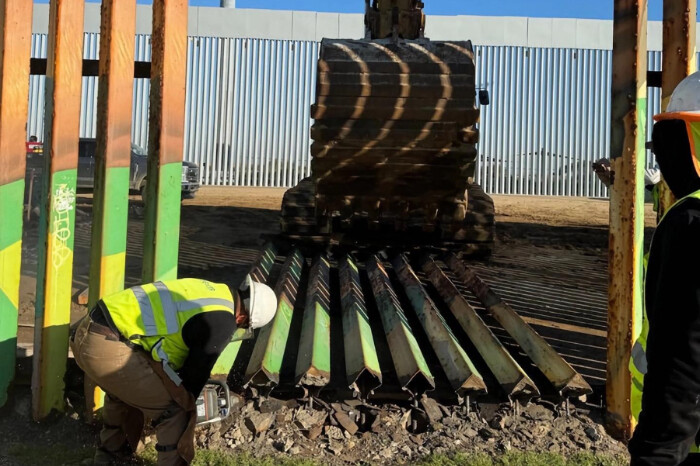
[28,135,37,142]
[70,277,276,465]
[592,158,660,209]
[628,71,700,465]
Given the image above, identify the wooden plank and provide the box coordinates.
[32,0,85,420]
[0,0,33,408]
[607,0,647,441]
[142,0,187,282]
[85,0,137,419]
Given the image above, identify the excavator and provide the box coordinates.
[280,0,495,256]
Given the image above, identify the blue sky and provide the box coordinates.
[34,0,666,21]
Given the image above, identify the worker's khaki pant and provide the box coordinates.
[70,316,188,465]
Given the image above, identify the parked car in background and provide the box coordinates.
[76,138,200,202]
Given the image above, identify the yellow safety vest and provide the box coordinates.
[630,189,700,452]
[101,278,235,385]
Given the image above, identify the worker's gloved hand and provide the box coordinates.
[592,158,613,188]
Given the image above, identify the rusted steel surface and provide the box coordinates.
[392,255,486,396]
[608,0,648,441]
[32,0,85,421]
[245,250,304,387]
[142,0,187,282]
[339,255,382,396]
[366,256,435,396]
[84,0,137,418]
[657,0,697,219]
[446,254,592,399]
[295,254,332,387]
[212,243,278,378]
[0,0,33,408]
[421,257,539,401]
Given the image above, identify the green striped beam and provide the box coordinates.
[85,0,137,417]
[339,255,382,397]
[393,254,486,397]
[0,0,33,408]
[366,256,435,396]
[142,0,187,283]
[245,250,304,387]
[211,243,277,378]
[294,254,331,387]
[32,0,85,420]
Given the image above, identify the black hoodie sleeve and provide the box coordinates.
[178,311,237,397]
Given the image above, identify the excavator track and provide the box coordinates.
[280,37,494,256]
[281,178,494,255]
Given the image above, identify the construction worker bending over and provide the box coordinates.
[628,71,700,465]
[70,276,277,465]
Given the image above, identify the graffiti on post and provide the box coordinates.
[51,184,75,269]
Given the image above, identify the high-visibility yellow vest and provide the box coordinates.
[101,278,235,385]
[631,189,700,452]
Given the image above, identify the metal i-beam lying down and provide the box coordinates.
[446,254,592,398]
[339,255,382,397]
[421,257,539,402]
[366,256,435,396]
[245,249,304,387]
[392,255,486,397]
[211,243,278,378]
[295,254,332,388]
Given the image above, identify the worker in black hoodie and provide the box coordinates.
[629,71,700,465]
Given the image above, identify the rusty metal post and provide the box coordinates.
[32,0,85,420]
[84,0,137,419]
[142,0,187,282]
[656,0,697,219]
[607,0,648,440]
[0,0,33,408]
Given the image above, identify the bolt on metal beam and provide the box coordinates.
[245,249,304,387]
[392,255,486,397]
[339,255,382,397]
[446,254,592,399]
[421,257,539,402]
[295,254,332,388]
[608,0,648,441]
[0,0,33,408]
[141,0,187,282]
[32,0,85,421]
[211,243,278,379]
[366,256,435,396]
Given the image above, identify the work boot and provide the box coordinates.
[93,444,134,465]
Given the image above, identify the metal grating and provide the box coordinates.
[26,34,678,196]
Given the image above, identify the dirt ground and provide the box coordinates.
[4,186,647,465]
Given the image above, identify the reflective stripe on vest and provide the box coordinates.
[631,189,700,434]
[101,278,236,371]
[153,339,182,386]
[124,282,234,338]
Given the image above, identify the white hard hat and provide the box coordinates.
[667,71,700,113]
[242,275,277,329]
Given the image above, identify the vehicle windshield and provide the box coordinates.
[131,143,147,156]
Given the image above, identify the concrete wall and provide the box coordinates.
[30,3,677,51]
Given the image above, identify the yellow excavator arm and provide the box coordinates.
[364,0,426,40]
